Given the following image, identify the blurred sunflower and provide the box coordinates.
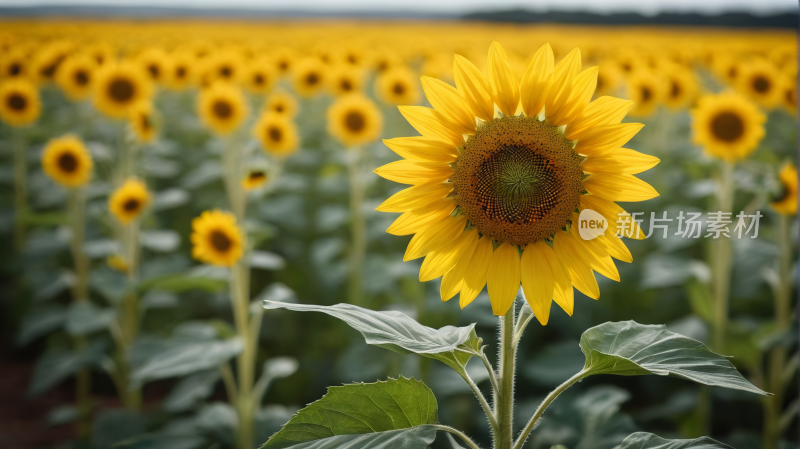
[242,168,268,191]
[771,163,798,215]
[713,55,740,86]
[376,66,420,105]
[264,90,298,118]
[691,91,765,161]
[85,42,114,66]
[781,75,797,115]
[42,135,93,188]
[292,58,326,98]
[626,70,662,117]
[106,254,129,273]
[166,51,195,91]
[662,65,698,110]
[198,81,249,135]
[594,60,622,97]
[738,58,781,108]
[0,48,28,79]
[243,58,277,94]
[203,51,244,85]
[375,41,657,321]
[109,178,151,224]
[252,111,299,157]
[373,49,403,74]
[93,61,153,119]
[327,94,382,147]
[328,64,363,96]
[136,47,169,85]
[55,54,96,100]
[191,209,245,267]
[272,47,295,77]
[31,42,72,84]
[129,101,157,143]
[0,79,41,126]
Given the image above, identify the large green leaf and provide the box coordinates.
[29,340,107,397]
[615,432,732,448]
[263,426,438,449]
[580,321,767,395]
[261,376,438,449]
[262,301,482,376]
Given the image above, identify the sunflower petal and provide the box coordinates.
[580,195,646,240]
[404,215,466,261]
[419,228,477,282]
[544,48,581,124]
[383,137,458,163]
[596,234,633,263]
[454,54,494,122]
[580,148,660,175]
[583,173,660,202]
[520,43,554,118]
[541,241,574,315]
[573,123,644,157]
[386,199,455,235]
[374,160,453,185]
[421,76,476,135]
[565,96,634,140]
[553,230,599,299]
[487,41,520,117]
[398,105,464,146]
[549,66,598,126]
[459,236,493,308]
[487,241,521,316]
[376,182,453,212]
[439,230,480,301]
[575,234,620,282]
[521,242,554,325]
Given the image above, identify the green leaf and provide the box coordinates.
[16,304,66,346]
[29,340,106,397]
[65,302,116,336]
[685,279,713,323]
[139,273,226,293]
[615,432,732,448]
[263,426,438,449]
[262,301,482,377]
[580,321,768,395]
[163,369,221,413]
[261,377,438,449]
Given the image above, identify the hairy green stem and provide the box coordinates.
[433,424,482,449]
[462,366,498,431]
[494,308,516,449]
[712,160,734,352]
[513,371,586,449]
[346,148,366,306]
[13,129,27,250]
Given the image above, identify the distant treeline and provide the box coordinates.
[462,9,798,28]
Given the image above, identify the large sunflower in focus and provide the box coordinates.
[42,135,93,188]
[691,91,765,161]
[191,209,245,267]
[0,79,41,126]
[375,41,658,322]
[93,61,153,119]
[198,81,249,135]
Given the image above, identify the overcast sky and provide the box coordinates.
[0,0,796,15]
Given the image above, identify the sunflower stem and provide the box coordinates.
[711,159,734,352]
[12,128,28,251]
[433,424,482,449]
[493,308,516,449]
[346,147,366,307]
[513,371,587,449]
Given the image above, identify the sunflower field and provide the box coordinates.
[0,19,797,449]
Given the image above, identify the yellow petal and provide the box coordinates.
[521,242,554,325]
[541,241,574,315]
[398,105,464,147]
[386,199,455,236]
[421,76,476,135]
[376,183,453,213]
[565,96,634,141]
[596,234,633,263]
[553,230,599,299]
[459,236,493,308]
[419,228,477,282]
[573,123,644,157]
[574,233,620,282]
[520,43,554,118]
[487,241,521,316]
[580,148,660,175]
[439,230,480,301]
[580,195,646,240]
[374,160,453,185]
[544,48,581,124]
[583,173,660,202]
[487,41,520,117]
[404,215,466,261]
[453,54,494,122]
[549,66,598,126]
[383,137,458,163]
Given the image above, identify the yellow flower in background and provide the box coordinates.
[41,135,93,188]
[93,61,153,119]
[738,58,781,108]
[781,74,797,115]
[242,168,268,191]
[202,51,245,85]
[136,47,169,85]
[692,91,765,161]
[594,60,622,97]
[30,41,73,85]
[292,57,326,98]
[109,178,151,224]
[0,48,28,79]
[0,79,41,126]
[328,94,382,147]
[272,47,295,77]
[253,111,299,156]
[55,54,96,100]
[328,64,364,96]
[129,101,157,143]
[85,42,114,66]
[243,57,277,94]
[375,41,658,322]
[165,51,196,91]
[771,163,798,215]
[191,209,245,267]
[198,81,249,135]
[106,254,130,273]
[375,66,420,105]
[264,90,298,118]
[713,55,740,86]
[373,49,403,74]
[626,70,662,117]
[662,64,698,111]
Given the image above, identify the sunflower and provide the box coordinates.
[106,254,129,273]
[197,81,249,135]
[165,51,196,91]
[713,55,740,86]
[738,58,781,108]
[328,64,364,96]
[328,94,382,147]
[191,209,245,267]
[771,163,798,215]
[626,70,662,117]
[691,91,765,161]
[252,111,299,156]
[242,168,268,191]
[0,79,41,126]
[109,178,151,224]
[375,66,420,105]
[0,48,28,79]
[264,90,298,118]
[31,41,72,85]
[93,61,153,119]
[374,41,657,322]
[41,135,93,188]
[272,47,295,77]
[781,74,797,115]
[55,54,96,100]
[662,64,698,110]
[292,58,326,98]
[135,47,169,85]
[243,57,277,94]
[129,101,157,143]
[85,42,115,66]
[373,49,403,74]
[202,51,245,85]
[594,60,622,97]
